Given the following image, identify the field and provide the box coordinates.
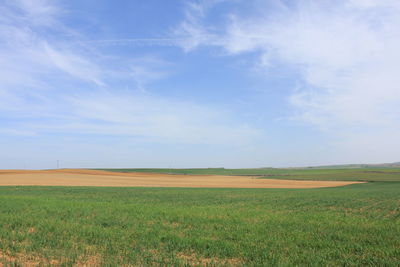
[0,169,361,189]
[0,168,399,266]
[97,167,400,181]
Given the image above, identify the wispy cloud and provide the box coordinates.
[173,0,227,51]
[175,0,400,152]
[127,56,172,92]
[0,0,103,89]
[0,0,260,146]
[29,92,260,145]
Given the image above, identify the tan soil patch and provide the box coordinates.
[176,252,243,266]
[0,251,59,267]
[0,169,363,188]
[0,250,101,267]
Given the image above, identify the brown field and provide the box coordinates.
[0,169,363,188]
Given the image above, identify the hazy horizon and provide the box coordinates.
[3,161,400,171]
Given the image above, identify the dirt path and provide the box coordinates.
[0,169,364,188]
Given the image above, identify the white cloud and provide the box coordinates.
[6,0,59,26]
[173,1,215,51]
[6,90,260,145]
[128,56,172,92]
[43,43,105,86]
[0,1,104,89]
[41,92,260,144]
[0,0,260,147]
[172,0,237,51]
[176,0,400,154]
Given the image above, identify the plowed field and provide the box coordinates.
[0,169,363,188]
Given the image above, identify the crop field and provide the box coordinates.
[0,169,399,266]
[98,167,400,181]
[0,169,361,189]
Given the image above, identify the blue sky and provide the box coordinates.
[1,0,400,169]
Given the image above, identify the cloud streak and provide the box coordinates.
[0,0,259,147]
[175,0,400,154]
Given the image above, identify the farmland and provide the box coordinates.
[2,0,399,266]
[0,169,361,188]
[98,167,400,181]
[0,168,399,266]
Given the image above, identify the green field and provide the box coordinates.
[97,167,400,181]
[0,181,399,266]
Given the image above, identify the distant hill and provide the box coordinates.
[297,162,400,169]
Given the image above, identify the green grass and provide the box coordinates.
[96,167,400,182]
[0,183,399,266]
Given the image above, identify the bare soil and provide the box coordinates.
[0,169,363,188]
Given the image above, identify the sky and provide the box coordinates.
[1,0,399,169]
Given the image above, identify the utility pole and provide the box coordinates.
[57,160,59,169]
